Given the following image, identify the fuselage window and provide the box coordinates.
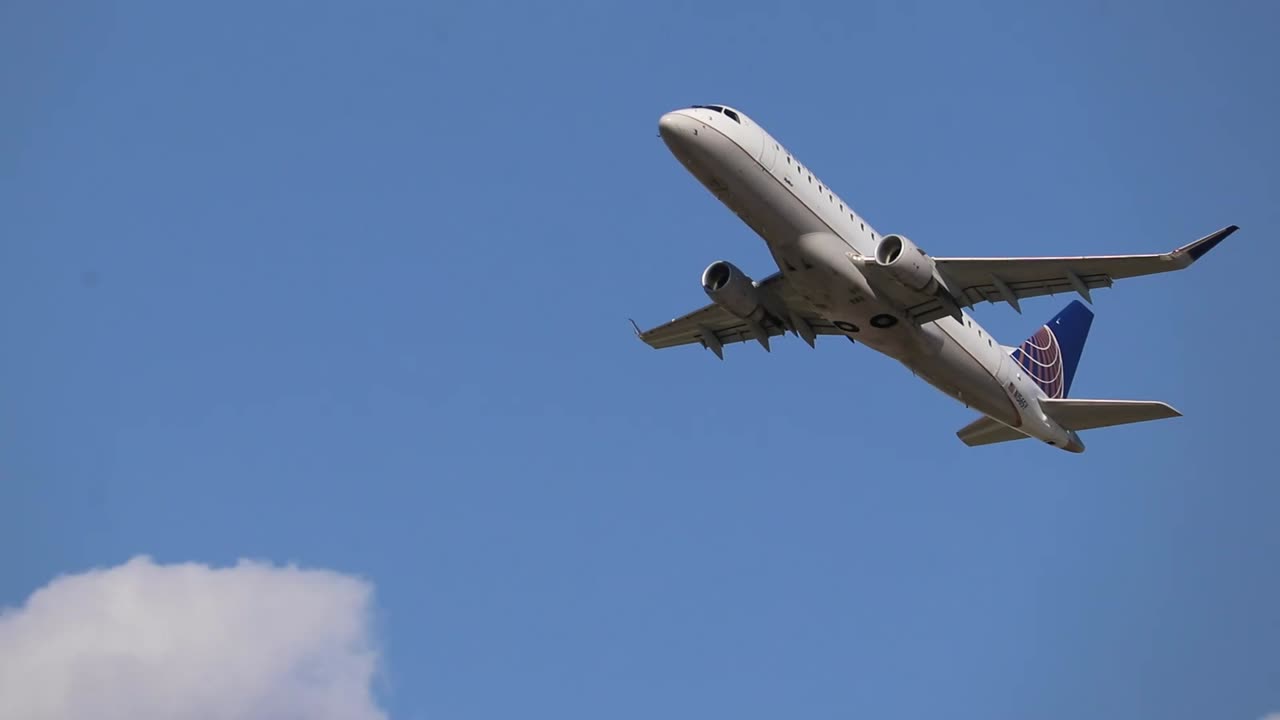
[860,223,865,231]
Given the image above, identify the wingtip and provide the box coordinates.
[1180,224,1238,262]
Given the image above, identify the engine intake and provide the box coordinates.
[702,260,768,321]
[874,234,938,294]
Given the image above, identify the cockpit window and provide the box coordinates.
[691,105,741,123]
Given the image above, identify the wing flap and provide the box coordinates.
[1039,398,1182,431]
[956,273,1114,308]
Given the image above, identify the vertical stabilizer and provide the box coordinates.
[1010,300,1093,398]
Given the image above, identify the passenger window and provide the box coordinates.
[860,223,864,231]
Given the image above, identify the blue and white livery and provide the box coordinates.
[636,104,1236,452]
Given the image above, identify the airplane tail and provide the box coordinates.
[1010,300,1094,399]
[957,398,1182,450]
[959,301,1181,450]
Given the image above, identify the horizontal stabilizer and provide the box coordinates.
[1039,398,1181,431]
[956,416,1031,447]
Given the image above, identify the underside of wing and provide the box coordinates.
[635,272,842,357]
[934,225,1237,312]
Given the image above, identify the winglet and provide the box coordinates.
[1174,225,1238,263]
[628,318,643,337]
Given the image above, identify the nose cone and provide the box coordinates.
[658,111,687,139]
[658,110,700,159]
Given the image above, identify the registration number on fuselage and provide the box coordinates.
[1008,382,1030,410]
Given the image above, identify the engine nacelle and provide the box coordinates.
[874,234,939,294]
[701,260,770,322]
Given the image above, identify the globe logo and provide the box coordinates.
[1012,325,1065,399]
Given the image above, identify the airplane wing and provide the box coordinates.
[635,272,843,357]
[934,225,1237,312]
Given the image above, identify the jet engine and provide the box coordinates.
[874,234,939,294]
[701,260,771,321]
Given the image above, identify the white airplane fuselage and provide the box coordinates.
[658,105,1086,452]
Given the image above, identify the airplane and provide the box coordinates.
[634,104,1237,452]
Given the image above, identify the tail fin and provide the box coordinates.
[1010,300,1094,399]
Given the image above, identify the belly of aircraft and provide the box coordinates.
[686,140,1021,427]
[905,329,1021,426]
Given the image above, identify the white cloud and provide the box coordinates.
[0,556,388,720]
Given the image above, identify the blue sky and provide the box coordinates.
[3,1,1278,718]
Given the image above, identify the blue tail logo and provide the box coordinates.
[1010,300,1094,398]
